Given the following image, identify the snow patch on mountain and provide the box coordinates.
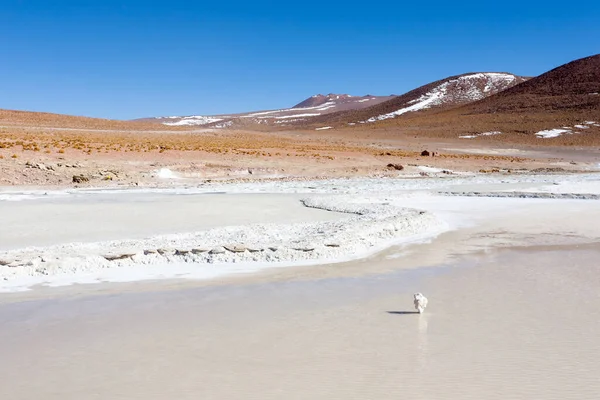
[163,116,224,126]
[536,128,572,138]
[363,73,519,123]
[459,131,503,139]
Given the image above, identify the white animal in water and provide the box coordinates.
[413,293,428,314]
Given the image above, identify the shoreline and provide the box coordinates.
[1,172,599,298]
[0,193,446,292]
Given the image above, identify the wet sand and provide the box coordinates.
[1,245,599,399]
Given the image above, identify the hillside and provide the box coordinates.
[0,108,184,131]
[416,54,600,142]
[302,72,528,127]
[146,94,394,128]
[304,55,600,145]
[462,54,600,113]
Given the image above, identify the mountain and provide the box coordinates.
[327,54,600,144]
[301,72,528,126]
[461,54,600,113]
[145,94,394,128]
[293,94,355,108]
[120,54,600,144]
[292,93,391,109]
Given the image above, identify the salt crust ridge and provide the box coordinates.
[0,195,445,284]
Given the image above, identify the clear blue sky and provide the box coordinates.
[1,0,598,120]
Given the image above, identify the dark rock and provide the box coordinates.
[386,163,404,171]
[72,175,89,184]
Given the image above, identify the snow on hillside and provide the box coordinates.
[365,73,518,123]
[163,116,224,126]
[535,121,599,138]
[535,129,571,138]
[240,102,338,119]
[459,131,503,139]
[154,93,394,127]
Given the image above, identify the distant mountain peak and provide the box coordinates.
[294,94,355,108]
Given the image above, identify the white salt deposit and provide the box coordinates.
[0,195,446,291]
[0,190,71,202]
[4,172,600,292]
[417,166,444,173]
[155,168,180,179]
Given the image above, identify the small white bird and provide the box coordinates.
[413,292,428,314]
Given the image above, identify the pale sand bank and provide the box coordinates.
[0,245,599,399]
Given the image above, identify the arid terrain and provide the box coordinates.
[1,55,600,400]
[299,54,600,142]
[1,54,598,187]
[3,3,600,399]
[3,120,600,188]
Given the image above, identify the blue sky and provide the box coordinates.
[1,0,598,120]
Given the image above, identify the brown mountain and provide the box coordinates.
[293,94,353,108]
[292,93,391,109]
[302,72,528,126]
[343,54,599,145]
[461,54,600,114]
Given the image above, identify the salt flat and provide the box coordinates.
[1,245,599,399]
[1,173,600,399]
[1,173,600,292]
[0,192,343,249]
